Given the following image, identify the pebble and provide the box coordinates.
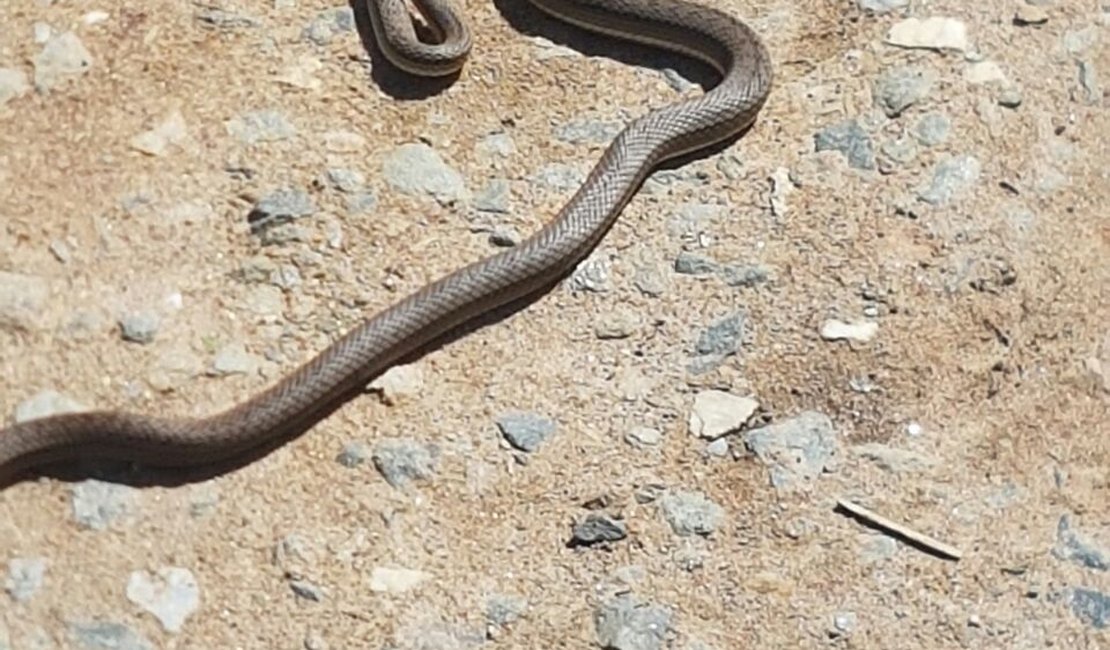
[242,285,285,317]
[859,534,899,563]
[486,593,528,627]
[289,579,326,602]
[474,178,511,213]
[744,411,839,489]
[965,60,1007,85]
[594,309,639,339]
[0,67,30,106]
[1070,588,1110,629]
[476,132,516,159]
[368,364,425,404]
[571,513,629,546]
[873,65,936,117]
[325,167,365,193]
[125,567,201,633]
[33,32,93,91]
[687,389,758,439]
[912,113,951,146]
[130,111,190,156]
[72,480,138,530]
[814,119,875,169]
[346,191,378,215]
[917,154,981,205]
[208,341,258,376]
[704,438,729,457]
[625,426,662,448]
[694,310,746,356]
[247,187,317,235]
[322,129,366,152]
[14,389,87,422]
[569,256,612,293]
[382,143,467,202]
[119,310,161,344]
[594,594,672,650]
[555,118,624,144]
[820,319,878,342]
[368,566,432,593]
[1052,514,1109,571]
[68,621,154,650]
[302,7,355,45]
[533,163,586,191]
[196,7,261,29]
[633,260,668,297]
[0,271,49,332]
[1014,5,1049,26]
[884,16,969,52]
[832,611,858,636]
[275,54,323,90]
[225,109,295,144]
[859,0,907,12]
[371,438,439,487]
[4,557,47,602]
[659,489,724,537]
[496,410,556,452]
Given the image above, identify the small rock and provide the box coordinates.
[496,411,556,452]
[1070,588,1110,629]
[474,178,511,213]
[225,109,295,144]
[371,438,439,488]
[289,579,326,602]
[1053,514,1109,571]
[874,65,936,117]
[368,566,432,593]
[814,119,875,170]
[625,426,662,448]
[126,567,201,633]
[247,188,317,235]
[570,255,612,293]
[965,60,1007,85]
[33,32,93,91]
[0,67,30,106]
[5,557,47,602]
[688,390,758,439]
[853,443,936,473]
[72,480,137,530]
[595,594,672,650]
[744,411,839,488]
[336,441,369,468]
[571,513,629,546]
[14,389,87,422]
[832,611,858,636]
[208,341,258,376]
[1014,5,1049,26]
[674,252,718,276]
[196,7,261,28]
[275,54,324,90]
[859,0,908,12]
[659,490,724,537]
[476,132,516,158]
[130,111,190,156]
[917,154,981,205]
[912,113,951,146]
[884,16,969,52]
[820,319,878,342]
[486,593,528,627]
[322,129,366,152]
[555,119,624,144]
[0,271,50,332]
[595,310,639,339]
[382,143,467,202]
[368,364,424,404]
[119,310,161,344]
[533,163,585,191]
[694,310,746,356]
[68,621,154,650]
[324,168,365,193]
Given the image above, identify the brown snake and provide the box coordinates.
[0,0,772,485]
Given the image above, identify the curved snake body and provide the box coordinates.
[0,0,772,484]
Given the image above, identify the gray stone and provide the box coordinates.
[814,119,875,169]
[555,119,624,144]
[659,490,724,537]
[474,178,511,213]
[533,163,585,191]
[5,557,47,602]
[382,143,467,202]
[0,67,29,106]
[325,168,365,193]
[248,187,317,235]
[14,389,87,423]
[1053,514,1109,571]
[226,109,295,144]
[336,441,369,468]
[874,65,936,117]
[917,154,981,205]
[33,32,93,91]
[912,113,951,146]
[572,513,629,545]
[744,411,839,488]
[119,310,160,344]
[496,411,556,452]
[372,438,439,487]
[486,593,528,627]
[69,622,154,650]
[595,594,672,650]
[72,480,137,530]
[1070,588,1110,629]
[125,567,200,633]
[858,0,908,12]
[0,271,49,332]
[694,311,746,356]
[195,8,261,28]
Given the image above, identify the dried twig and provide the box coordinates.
[836,497,963,561]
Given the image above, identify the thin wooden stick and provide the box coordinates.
[836,497,963,561]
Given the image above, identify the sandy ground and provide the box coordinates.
[1,0,1108,648]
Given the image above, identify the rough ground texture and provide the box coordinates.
[1,0,1108,648]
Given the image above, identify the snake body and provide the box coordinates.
[0,0,771,484]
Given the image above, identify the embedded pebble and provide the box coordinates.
[208,341,258,376]
[1053,514,1109,571]
[275,54,323,89]
[1070,588,1110,629]
[625,426,662,448]
[302,7,354,45]
[474,178,511,213]
[917,154,981,205]
[0,271,50,332]
[196,7,261,28]
[814,119,875,169]
[247,187,317,235]
[1014,5,1049,26]
[68,621,154,650]
[368,364,425,404]
[555,119,624,144]
[820,319,878,342]
[289,579,326,602]
[569,256,612,292]
[688,390,758,439]
[853,443,936,473]
[0,67,30,106]
[119,310,161,344]
[476,132,516,159]
[371,438,439,487]
[325,168,365,193]
[595,594,672,650]
[594,309,639,339]
[126,567,200,633]
[346,192,378,215]
[130,111,190,156]
[225,109,295,144]
[533,163,586,191]
[873,65,936,117]
[694,310,746,356]
[859,0,907,12]
[486,593,528,627]
[14,389,87,422]
[744,411,839,488]
[322,129,366,152]
[72,480,138,530]
[33,31,93,91]
[5,557,47,602]
[659,490,724,537]
[965,60,1007,85]
[571,513,628,546]
[884,17,969,52]
[368,566,432,593]
[496,411,556,452]
[382,143,467,202]
[913,113,951,146]
[336,441,369,468]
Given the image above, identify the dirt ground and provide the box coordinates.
[1,0,1107,648]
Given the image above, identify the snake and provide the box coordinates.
[0,0,772,485]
